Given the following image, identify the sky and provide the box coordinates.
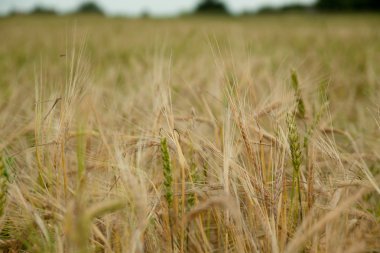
[0,0,315,17]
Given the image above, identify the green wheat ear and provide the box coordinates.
[160,138,173,208]
[286,112,303,221]
[0,154,10,217]
[291,70,306,119]
[287,113,303,174]
[187,160,199,209]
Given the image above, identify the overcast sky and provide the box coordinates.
[0,0,315,16]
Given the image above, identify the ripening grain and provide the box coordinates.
[0,15,379,253]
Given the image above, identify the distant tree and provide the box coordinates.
[76,2,104,15]
[141,9,151,19]
[280,4,311,12]
[316,0,380,11]
[194,0,229,15]
[255,6,278,15]
[8,6,56,16]
[255,4,311,15]
[31,6,56,15]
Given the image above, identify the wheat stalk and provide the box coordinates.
[160,137,174,252]
[161,138,173,208]
[286,112,303,224]
[291,70,306,119]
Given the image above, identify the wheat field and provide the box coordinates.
[0,14,380,253]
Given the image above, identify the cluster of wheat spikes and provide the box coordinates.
[1,16,380,253]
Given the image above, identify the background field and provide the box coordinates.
[0,15,380,252]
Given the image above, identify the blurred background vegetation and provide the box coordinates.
[7,0,380,17]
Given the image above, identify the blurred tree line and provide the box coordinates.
[10,0,380,17]
[76,2,103,14]
[316,0,380,10]
[194,0,229,15]
[22,2,103,16]
[194,0,380,14]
